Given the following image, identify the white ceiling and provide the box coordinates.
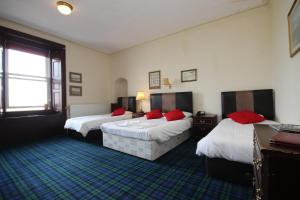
[0,0,268,54]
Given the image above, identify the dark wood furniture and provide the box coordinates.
[132,112,145,118]
[192,114,217,137]
[111,97,137,113]
[150,92,193,113]
[111,103,119,112]
[117,96,136,113]
[254,124,300,200]
[204,89,275,185]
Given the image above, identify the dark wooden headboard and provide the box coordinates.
[221,89,274,120]
[150,92,193,113]
[117,96,136,112]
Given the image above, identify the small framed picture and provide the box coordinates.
[149,70,161,89]
[70,86,82,96]
[69,72,82,83]
[288,0,300,57]
[181,69,197,82]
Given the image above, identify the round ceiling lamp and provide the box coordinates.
[57,1,73,15]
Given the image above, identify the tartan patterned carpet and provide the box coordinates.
[0,136,253,200]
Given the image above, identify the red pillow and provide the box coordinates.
[112,108,125,116]
[227,111,265,124]
[165,109,185,121]
[146,109,163,119]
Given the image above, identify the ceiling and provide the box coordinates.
[0,0,268,54]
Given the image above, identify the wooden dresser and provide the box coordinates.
[192,114,217,137]
[253,124,300,200]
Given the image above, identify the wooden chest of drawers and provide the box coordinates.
[253,125,300,200]
[192,114,217,137]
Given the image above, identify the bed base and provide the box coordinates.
[103,130,191,161]
[66,129,103,145]
[205,156,253,186]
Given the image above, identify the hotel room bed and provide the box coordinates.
[196,118,278,164]
[64,96,136,141]
[197,89,276,185]
[65,111,133,137]
[101,92,193,160]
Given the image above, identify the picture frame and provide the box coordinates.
[70,86,82,96]
[181,69,197,82]
[69,72,82,83]
[149,70,161,89]
[288,0,300,57]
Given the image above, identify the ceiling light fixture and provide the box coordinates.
[57,1,73,15]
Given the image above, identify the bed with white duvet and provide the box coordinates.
[196,118,278,164]
[64,111,132,137]
[101,116,193,160]
[101,116,192,142]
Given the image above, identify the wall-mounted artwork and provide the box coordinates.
[69,72,82,83]
[149,70,161,89]
[70,86,82,96]
[288,0,300,57]
[181,69,197,82]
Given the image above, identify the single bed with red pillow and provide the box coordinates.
[227,111,265,124]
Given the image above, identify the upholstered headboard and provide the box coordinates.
[150,92,193,113]
[221,89,274,120]
[117,96,136,112]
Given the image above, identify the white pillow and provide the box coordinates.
[183,111,192,119]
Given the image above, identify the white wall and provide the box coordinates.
[0,18,112,106]
[271,0,300,124]
[111,6,273,116]
[3,2,299,123]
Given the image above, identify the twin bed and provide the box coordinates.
[196,89,276,184]
[65,92,193,160]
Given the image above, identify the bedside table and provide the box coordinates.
[132,112,145,118]
[192,114,217,137]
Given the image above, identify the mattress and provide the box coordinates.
[64,111,132,137]
[103,130,191,160]
[100,117,192,142]
[196,118,278,164]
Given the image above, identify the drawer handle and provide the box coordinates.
[256,188,262,200]
[256,195,261,200]
[254,159,262,170]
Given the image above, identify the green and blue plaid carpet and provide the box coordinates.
[0,136,253,200]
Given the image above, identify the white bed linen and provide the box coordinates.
[100,117,192,142]
[196,118,278,164]
[64,112,132,137]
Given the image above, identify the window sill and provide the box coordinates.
[0,110,62,119]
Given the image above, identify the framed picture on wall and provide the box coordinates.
[181,69,197,82]
[70,86,82,96]
[69,72,82,83]
[149,70,161,89]
[288,0,300,57]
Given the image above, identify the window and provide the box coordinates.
[6,49,50,111]
[0,26,66,117]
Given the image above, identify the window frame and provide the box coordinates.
[0,26,66,118]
